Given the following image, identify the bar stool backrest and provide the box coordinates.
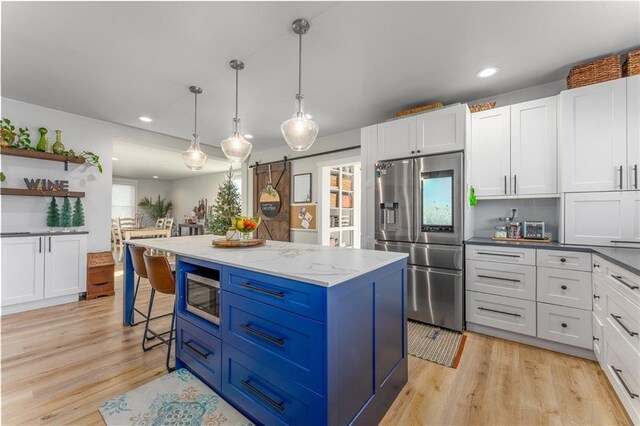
[129,245,148,279]
[143,252,176,295]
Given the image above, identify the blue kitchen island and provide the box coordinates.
[123,235,408,425]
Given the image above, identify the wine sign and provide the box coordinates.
[24,178,69,192]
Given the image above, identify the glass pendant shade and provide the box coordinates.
[182,134,208,170]
[281,111,319,151]
[221,131,252,164]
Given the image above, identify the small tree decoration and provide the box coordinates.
[60,196,72,231]
[207,167,242,236]
[72,198,85,230]
[46,197,60,231]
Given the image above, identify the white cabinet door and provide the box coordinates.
[376,117,415,161]
[511,96,557,195]
[1,237,45,306]
[628,76,640,190]
[564,192,625,245]
[44,234,87,298]
[416,104,466,155]
[622,190,640,246]
[561,79,627,192]
[360,125,377,250]
[470,106,511,197]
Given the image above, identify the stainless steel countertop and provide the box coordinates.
[465,237,640,276]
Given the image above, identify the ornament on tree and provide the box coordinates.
[207,167,242,236]
[72,198,85,230]
[60,196,72,230]
[46,197,60,231]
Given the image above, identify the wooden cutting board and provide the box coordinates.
[212,238,266,248]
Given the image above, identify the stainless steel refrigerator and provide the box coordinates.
[374,152,464,331]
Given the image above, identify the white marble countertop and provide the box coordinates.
[128,235,407,287]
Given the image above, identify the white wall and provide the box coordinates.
[1,97,187,252]
[113,176,171,227]
[246,129,361,244]
[169,170,240,229]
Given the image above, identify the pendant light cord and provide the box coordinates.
[234,67,239,134]
[193,91,198,136]
[297,32,303,112]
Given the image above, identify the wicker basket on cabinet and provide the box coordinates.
[566,55,622,89]
[623,50,640,77]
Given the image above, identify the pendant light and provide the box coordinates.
[281,18,319,152]
[182,86,208,170]
[221,60,252,164]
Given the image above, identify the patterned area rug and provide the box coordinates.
[407,320,467,368]
[99,368,253,425]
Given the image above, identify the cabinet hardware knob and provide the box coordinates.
[560,258,566,263]
[561,323,568,328]
[561,285,568,290]
[411,150,415,154]
[417,150,421,153]
[593,336,599,341]
[593,263,600,268]
[593,294,600,299]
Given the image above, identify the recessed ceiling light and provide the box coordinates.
[152,175,159,179]
[476,67,500,78]
[244,134,254,139]
[138,116,153,122]
[112,157,119,161]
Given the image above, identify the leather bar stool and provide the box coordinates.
[128,245,172,326]
[142,251,177,372]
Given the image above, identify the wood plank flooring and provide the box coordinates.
[1,266,631,425]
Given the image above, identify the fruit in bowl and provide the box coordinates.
[234,216,261,239]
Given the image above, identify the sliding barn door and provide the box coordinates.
[253,162,291,241]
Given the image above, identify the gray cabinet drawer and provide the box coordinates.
[466,245,536,266]
[466,290,536,336]
[466,260,536,301]
[604,328,640,425]
[536,249,592,272]
[537,267,592,310]
[537,302,592,349]
[602,259,640,308]
[604,283,640,355]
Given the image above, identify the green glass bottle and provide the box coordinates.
[36,127,47,152]
[52,129,65,154]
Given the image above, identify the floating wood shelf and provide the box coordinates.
[0,146,85,171]
[0,188,85,198]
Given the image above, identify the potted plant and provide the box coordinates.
[1,118,16,146]
[138,196,173,223]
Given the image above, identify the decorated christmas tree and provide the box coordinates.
[207,167,242,236]
[60,196,72,229]
[72,198,85,228]
[46,197,60,229]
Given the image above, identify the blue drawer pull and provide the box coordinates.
[240,282,285,299]
[241,379,285,412]
[184,341,209,359]
[241,324,285,347]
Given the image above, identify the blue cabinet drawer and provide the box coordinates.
[176,317,222,391]
[222,344,324,426]
[223,266,325,322]
[222,291,324,394]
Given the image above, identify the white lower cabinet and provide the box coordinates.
[536,267,592,310]
[592,312,604,363]
[537,302,592,349]
[466,290,536,336]
[604,324,640,424]
[1,234,87,314]
[466,260,536,301]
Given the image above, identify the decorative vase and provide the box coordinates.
[240,231,252,240]
[52,130,65,154]
[36,127,48,152]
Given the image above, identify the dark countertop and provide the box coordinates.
[0,231,89,237]
[465,237,640,276]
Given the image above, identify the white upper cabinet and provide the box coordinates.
[627,76,640,190]
[376,104,468,161]
[1,237,45,306]
[416,104,466,155]
[561,79,627,192]
[44,234,87,298]
[470,106,511,197]
[564,191,640,246]
[377,116,416,161]
[511,96,557,195]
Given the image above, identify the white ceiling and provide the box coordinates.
[112,138,235,180]
[2,2,639,155]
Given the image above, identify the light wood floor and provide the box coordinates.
[1,266,631,425]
